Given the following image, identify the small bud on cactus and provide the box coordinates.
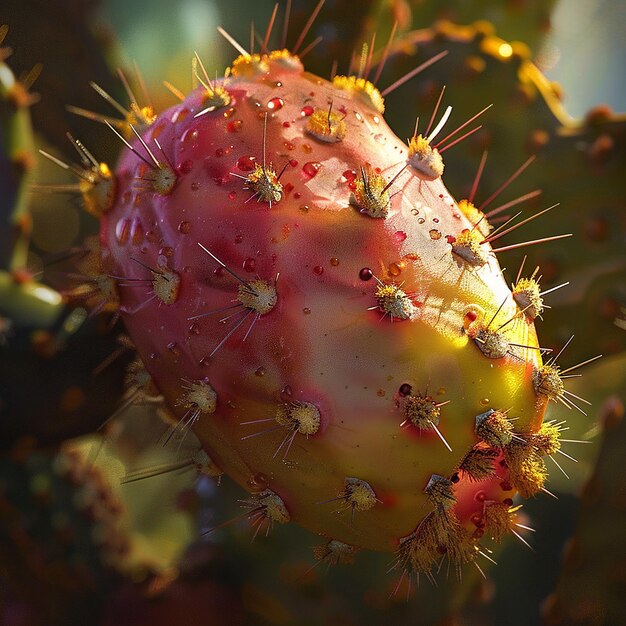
[94,15,582,580]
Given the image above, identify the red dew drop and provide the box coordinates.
[341,169,357,183]
[302,161,321,178]
[179,159,194,174]
[446,235,456,244]
[284,182,294,194]
[280,385,293,401]
[394,231,407,243]
[243,258,256,272]
[228,191,237,200]
[359,267,373,281]
[289,159,298,168]
[234,234,243,244]
[313,265,324,276]
[227,120,243,133]
[189,323,200,335]
[433,217,440,223]
[301,105,314,116]
[503,498,514,506]
[282,121,291,128]
[294,192,301,199]
[267,97,284,110]
[500,480,513,492]
[330,257,339,267]
[465,310,478,322]
[115,218,130,245]
[475,491,487,502]
[160,246,174,258]
[237,155,256,172]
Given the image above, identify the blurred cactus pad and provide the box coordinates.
[0,1,624,625]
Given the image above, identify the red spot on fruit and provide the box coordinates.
[302,161,321,178]
[237,155,256,172]
[301,105,314,116]
[313,265,324,276]
[359,268,373,281]
[267,97,284,110]
[227,120,243,133]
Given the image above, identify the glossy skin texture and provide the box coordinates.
[101,52,548,556]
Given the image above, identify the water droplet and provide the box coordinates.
[313,265,324,276]
[303,307,311,315]
[280,385,293,401]
[301,105,314,116]
[243,258,256,272]
[228,191,237,200]
[377,389,386,397]
[171,108,190,123]
[130,218,144,245]
[330,258,339,267]
[475,491,487,502]
[282,121,291,128]
[433,217,439,223]
[167,341,182,359]
[388,263,402,276]
[465,310,478,322]
[179,159,194,174]
[294,192,301,199]
[181,128,199,145]
[191,182,200,191]
[115,218,130,244]
[255,367,266,377]
[146,229,159,243]
[394,231,407,243]
[237,155,256,171]
[359,267,373,281]
[374,133,386,144]
[284,141,296,151]
[399,383,412,397]
[429,229,442,240]
[301,143,312,154]
[284,182,294,194]
[267,97,284,111]
[247,472,269,492]
[178,221,191,234]
[446,235,456,244]
[227,120,243,133]
[160,246,174,258]
[189,323,200,335]
[234,234,243,244]
[289,159,298,168]
[341,169,357,184]
[417,218,425,224]
[223,107,236,119]
[299,204,309,212]
[302,161,321,178]
[480,398,490,406]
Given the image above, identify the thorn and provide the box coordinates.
[491,233,572,253]
[292,0,325,55]
[373,21,398,85]
[381,51,448,97]
[425,86,446,137]
[479,156,536,212]
[217,26,249,57]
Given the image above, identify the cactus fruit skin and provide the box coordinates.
[96,41,565,575]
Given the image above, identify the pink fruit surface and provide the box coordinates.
[98,49,560,573]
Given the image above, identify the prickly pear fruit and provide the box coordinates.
[98,42,571,578]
